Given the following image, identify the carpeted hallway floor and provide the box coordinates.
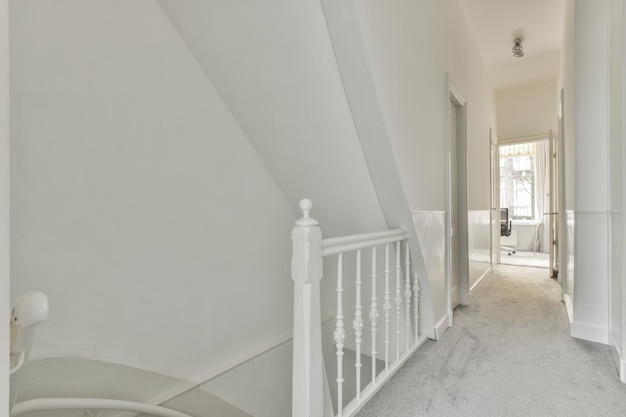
[356,265,626,417]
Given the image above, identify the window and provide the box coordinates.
[500,143,535,221]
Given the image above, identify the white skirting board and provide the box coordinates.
[609,334,626,384]
[430,268,492,341]
[469,267,492,302]
[432,314,450,340]
[570,321,609,345]
[562,292,574,324]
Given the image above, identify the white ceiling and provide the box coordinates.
[457,0,567,91]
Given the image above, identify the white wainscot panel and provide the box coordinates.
[609,211,623,356]
[411,212,447,324]
[572,211,608,344]
[563,210,575,321]
[468,210,491,291]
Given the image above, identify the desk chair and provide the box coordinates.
[501,208,516,256]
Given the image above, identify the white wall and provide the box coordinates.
[353,0,447,210]
[154,2,412,341]
[445,1,497,212]
[354,0,497,325]
[10,0,412,413]
[10,0,297,384]
[156,0,389,238]
[611,1,626,383]
[556,0,613,344]
[609,0,626,381]
[571,0,610,344]
[445,0,496,293]
[558,0,576,320]
[497,80,557,140]
[412,211,446,331]
[1,0,8,413]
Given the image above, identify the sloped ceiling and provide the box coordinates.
[156,0,388,236]
[458,0,566,90]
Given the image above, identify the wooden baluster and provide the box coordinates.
[291,199,323,417]
[383,244,391,372]
[395,241,402,362]
[353,250,363,400]
[369,247,379,385]
[413,272,420,345]
[334,254,345,417]
[404,243,412,353]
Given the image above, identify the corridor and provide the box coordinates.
[356,265,626,417]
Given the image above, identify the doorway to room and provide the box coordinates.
[498,135,555,272]
[447,80,470,325]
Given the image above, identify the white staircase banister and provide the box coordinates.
[291,198,423,417]
[322,229,408,256]
[291,199,325,417]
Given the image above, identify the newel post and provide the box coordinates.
[291,199,324,417]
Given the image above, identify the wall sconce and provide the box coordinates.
[512,37,524,58]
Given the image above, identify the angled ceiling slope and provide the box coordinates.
[156,0,388,236]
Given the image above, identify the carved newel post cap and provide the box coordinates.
[295,198,319,227]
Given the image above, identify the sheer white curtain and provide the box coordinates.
[534,140,549,252]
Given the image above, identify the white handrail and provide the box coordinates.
[10,398,195,417]
[291,199,424,417]
[322,229,408,256]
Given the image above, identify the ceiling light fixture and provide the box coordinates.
[512,37,524,58]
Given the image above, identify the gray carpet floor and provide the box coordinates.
[356,265,626,417]
[500,251,550,269]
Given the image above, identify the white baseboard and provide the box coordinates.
[431,314,450,340]
[570,321,609,344]
[469,267,492,302]
[609,334,626,384]
[562,292,573,323]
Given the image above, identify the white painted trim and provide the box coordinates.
[563,292,574,323]
[446,74,470,312]
[322,229,408,256]
[570,322,609,344]
[448,78,466,106]
[498,132,550,144]
[445,78,452,321]
[490,130,500,268]
[609,334,626,384]
[1,0,9,413]
[432,314,450,341]
[469,267,491,302]
[573,210,612,215]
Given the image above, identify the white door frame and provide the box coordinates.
[490,130,500,267]
[548,129,557,278]
[446,76,470,327]
[499,133,552,268]
[1,0,10,411]
[557,89,567,290]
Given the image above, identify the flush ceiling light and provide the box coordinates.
[512,37,524,57]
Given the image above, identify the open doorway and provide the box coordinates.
[447,78,470,330]
[498,137,552,269]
